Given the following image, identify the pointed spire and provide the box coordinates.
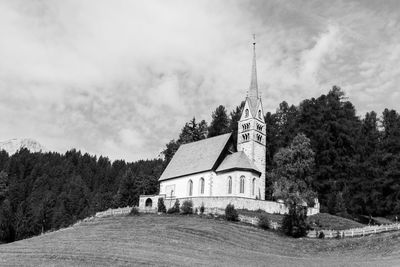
[247,34,259,116]
[249,34,258,100]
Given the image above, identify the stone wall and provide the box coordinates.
[138,194,166,213]
[172,196,319,216]
[139,194,319,216]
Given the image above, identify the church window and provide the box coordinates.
[256,134,262,142]
[252,178,256,196]
[228,176,232,194]
[200,178,205,194]
[240,176,245,193]
[258,110,262,119]
[188,180,193,196]
[245,109,249,118]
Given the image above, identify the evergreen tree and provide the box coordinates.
[208,105,230,137]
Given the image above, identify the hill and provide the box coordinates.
[1,215,400,266]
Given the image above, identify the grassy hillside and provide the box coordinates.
[1,214,400,266]
[237,209,365,230]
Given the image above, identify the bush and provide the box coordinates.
[281,205,308,238]
[225,204,238,221]
[129,206,140,216]
[181,200,193,215]
[167,199,180,214]
[258,214,271,230]
[318,231,325,239]
[200,203,205,214]
[157,198,166,213]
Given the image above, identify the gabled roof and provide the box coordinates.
[216,151,261,175]
[159,133,232,181]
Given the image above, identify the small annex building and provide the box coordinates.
[139,40,319,216]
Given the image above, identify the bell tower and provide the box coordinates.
[237,36,266,200]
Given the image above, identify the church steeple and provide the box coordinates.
[248,35,259,104]
[237,35,266,200]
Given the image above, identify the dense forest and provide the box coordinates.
[1,86,399,243]
[0,150,163,243]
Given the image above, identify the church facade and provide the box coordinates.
[139,41,319,216]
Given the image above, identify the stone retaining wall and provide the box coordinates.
[173,196,319,216]
[139,195,319,216]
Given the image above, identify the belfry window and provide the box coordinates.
[258,110,262,119]
[245,109,249,118]
[252,178,256,196]
[240,176,245,193]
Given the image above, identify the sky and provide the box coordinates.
[0,0,399,162]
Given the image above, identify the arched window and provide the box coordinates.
[252,178,256,196]
[245,109,249,118]
[258,110,262,119]
[240,176,245,193]
[200,178,205,194]
[228,176,232,194]
[145,198,152,207]
[188,180,193,196]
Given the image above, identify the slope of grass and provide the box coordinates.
[1,214,400,266]
[307,213,365,230]
[238,209,364,230]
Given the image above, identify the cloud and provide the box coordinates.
[0,0,399,161]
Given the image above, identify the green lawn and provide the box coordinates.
[0,214,400,266]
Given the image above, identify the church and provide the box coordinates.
[139,40,319,215]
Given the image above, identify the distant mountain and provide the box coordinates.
[0,138,48,155]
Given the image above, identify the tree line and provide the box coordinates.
[0,149,163,243]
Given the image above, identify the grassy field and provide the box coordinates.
[1,214,400,266]
[237,209,365,230]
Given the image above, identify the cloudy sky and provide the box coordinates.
[0,0,399,161]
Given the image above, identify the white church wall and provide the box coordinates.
[159,171,214,199]
[213,170,261,199]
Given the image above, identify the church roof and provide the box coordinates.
[159,133,232,181]
[216,151,261,175]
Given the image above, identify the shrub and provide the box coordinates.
[167,207,176,214]
[157,198,166,213]
[129,206,140,216]
[200,203,205,214]
[167,199,180,214]
[281,205,308,238]
[181,200,193,215]
[225,204,238,221]
[258,214,271,230]
[318,231,325,239]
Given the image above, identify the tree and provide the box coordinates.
[281,204,308,238]
[162,117,208,165]
[229,101,245,146]
[208,105,230,137]
[297,86,361,210]
[269,133,317,206]
[0,171,8,202]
